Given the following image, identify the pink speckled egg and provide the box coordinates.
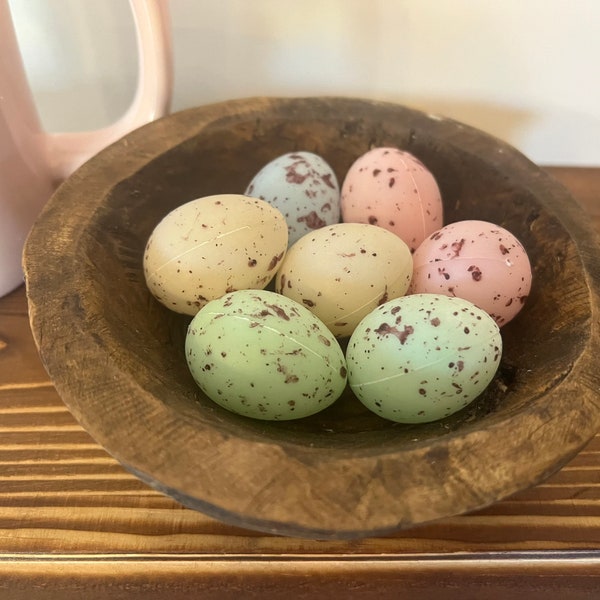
[409,220,532,326]
[340,147,443,252]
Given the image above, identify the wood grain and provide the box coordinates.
[2,157,600,596]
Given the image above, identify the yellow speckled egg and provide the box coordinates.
[144,194,288,315]
[275,222,413,337]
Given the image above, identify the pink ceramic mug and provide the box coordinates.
[0,0,173,297]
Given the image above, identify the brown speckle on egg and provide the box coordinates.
[468,265,482,281]
[319,335,331,346]
[285,160,309,184]
[451,238,465,257]
[297,211,326,229]
[321,173,336,189]
[268,252,285,270]
[265,303,290,321]
[375,322,414,345]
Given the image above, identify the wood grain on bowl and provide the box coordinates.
[22,97,600,539]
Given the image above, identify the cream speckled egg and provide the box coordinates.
[245,151,340,245]
[340,147,443,252]
[185,290,347,420]
[346,294,502,424]
[144,194,288,315]
[275,222,413,338]
[409,220,532,326]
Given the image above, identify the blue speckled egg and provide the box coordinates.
[245,151,340,245]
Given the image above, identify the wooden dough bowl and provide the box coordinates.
[23,97,600,539]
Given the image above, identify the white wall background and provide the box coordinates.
[9,0,600,166]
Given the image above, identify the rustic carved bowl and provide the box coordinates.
[23,97,600,539]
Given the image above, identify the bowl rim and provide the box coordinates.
[23,96,600,539]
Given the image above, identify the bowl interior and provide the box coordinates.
[84,104,585,449]
[24,97,600,538]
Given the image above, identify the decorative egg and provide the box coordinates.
[185,290,347,420]
[346,294,502,424]
[245,151,340,245]
[275,222,413,338]
[143,194,288,315]
[340,147,443,252]
[409,220,532,325]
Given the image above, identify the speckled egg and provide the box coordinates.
[245,151,340,245]
[346,294,502,424]
[409,220,532,326]
[185,290,347,420]
[340,147,443,252]
[275,222,413,338]
[144,194,288,316]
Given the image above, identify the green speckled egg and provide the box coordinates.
[185,289,347,420]
[346,294,502,424]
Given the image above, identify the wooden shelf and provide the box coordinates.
[1,166,600,598]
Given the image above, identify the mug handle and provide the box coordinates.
[45,0,173,182]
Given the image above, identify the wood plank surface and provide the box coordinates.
[1,166,600,598]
